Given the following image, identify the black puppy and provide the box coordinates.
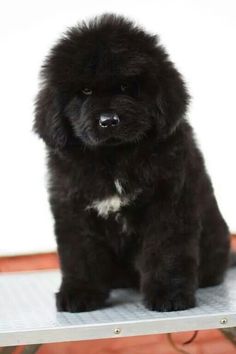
[34,14,230,312]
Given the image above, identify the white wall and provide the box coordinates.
[0,0,235,255]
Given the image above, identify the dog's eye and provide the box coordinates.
[120,82,139,97]
[82,88,93,95]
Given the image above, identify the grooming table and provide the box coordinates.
[1,269,236,347]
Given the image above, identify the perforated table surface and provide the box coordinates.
[1,269,236,346]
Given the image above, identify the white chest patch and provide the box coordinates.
[114,179,123,194]
[86,194,130,218]
[86,179,141,218]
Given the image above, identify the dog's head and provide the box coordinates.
[34,14,189,149]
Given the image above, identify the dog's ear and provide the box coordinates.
[156,61,189,137]
[34,85,69,149]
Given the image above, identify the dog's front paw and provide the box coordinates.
[144,292,196,312]
[56,283,107,312]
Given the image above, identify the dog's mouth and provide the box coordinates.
[80,128,151,148]
[78,130,124,147]
[102,137,123,146]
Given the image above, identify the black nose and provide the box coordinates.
[99,113,120,128]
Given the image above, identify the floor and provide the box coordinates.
[0,238,236,354]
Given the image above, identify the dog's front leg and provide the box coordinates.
[54,208,113,312]
[138,202,200,312]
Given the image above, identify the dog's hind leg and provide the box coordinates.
[198,196,230,288]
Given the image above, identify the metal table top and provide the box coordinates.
[1,269,236,346]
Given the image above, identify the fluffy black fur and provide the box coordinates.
[34,14,230,312]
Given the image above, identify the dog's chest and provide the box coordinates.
[86,179,139,219]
